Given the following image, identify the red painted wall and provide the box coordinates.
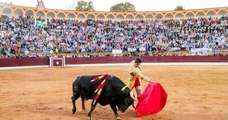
[0,58,49,67]
[0,56,228,67]
[66,56,228,64]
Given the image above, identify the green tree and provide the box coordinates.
[75,0,95,11]
[110,2,136,12]
[174,6,184,11]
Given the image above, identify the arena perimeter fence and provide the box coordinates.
[0,56,228,67]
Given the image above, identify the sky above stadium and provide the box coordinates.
[1,0,228,11]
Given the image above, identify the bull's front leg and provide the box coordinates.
[87,100,97,120]
[110,103,121,120]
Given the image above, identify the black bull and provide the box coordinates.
[71,75,136,120]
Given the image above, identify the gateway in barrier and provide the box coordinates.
[49,57,66,67]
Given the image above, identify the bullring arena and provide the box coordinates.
[1,0,228,120]
[1,59,228,120]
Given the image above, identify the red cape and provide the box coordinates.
[136,82,168,117]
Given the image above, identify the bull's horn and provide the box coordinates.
[130,92,137,102]
[132,104,136,109]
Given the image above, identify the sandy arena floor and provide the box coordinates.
[0,66,228,120]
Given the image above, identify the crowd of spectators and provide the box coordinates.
[0,15,227,58]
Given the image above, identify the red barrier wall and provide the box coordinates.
[0,56,228,67]
[66,56,228,64]
[0,58,49,67]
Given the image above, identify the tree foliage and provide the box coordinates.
[174,6,184,11]
[75,0,95,11]
[110,2,136,12]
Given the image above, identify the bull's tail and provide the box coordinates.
[71,76,81,114]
